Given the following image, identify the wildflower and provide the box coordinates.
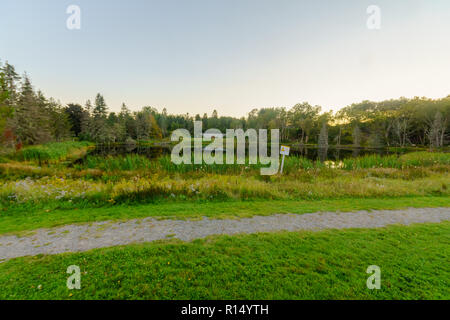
[55,190,67,200]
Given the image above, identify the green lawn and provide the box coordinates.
[1,222,449,299]
[0,196,449,235]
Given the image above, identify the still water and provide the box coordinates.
[88,144,405,162]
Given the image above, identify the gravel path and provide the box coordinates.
[1,207,449,262]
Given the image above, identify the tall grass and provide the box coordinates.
[76,154,321,174]
[283,156,317,171]
[400,151,450,166]
[79,154,264,174]
[342,155,401,170]
[2,167,449,207]
[80,154,155,171]
[157,155,267,174]
[16,141,92,163]
[342,152,450,170]
[75,151,450,174]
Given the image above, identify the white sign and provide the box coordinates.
[280,145,290,156]
[279,145,290,174]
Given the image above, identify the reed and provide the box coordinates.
[342,155,401,170]
[81,154,155,171]
[16,141,92,163]
[342,152,450,170]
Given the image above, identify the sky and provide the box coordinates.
[1,0,450,117]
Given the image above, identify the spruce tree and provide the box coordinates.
[14,75,52,144]
[0,72,13,143]
[1,61,20,106]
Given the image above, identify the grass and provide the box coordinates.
[1,166,448,207]
[1,146,449,300]
[13,141,93,164]
[54,151,450,176]
[1,149,448,234]
[1,222,448,299]
[0,196,448,235]
[400,151,450,166]
[76,154,271,174]
[342,152,450,170]
[79,154,154,171]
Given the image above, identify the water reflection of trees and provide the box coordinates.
[297,142,308,157]
[125,144,137,153]
[352,148,361,158]
[333,148,340,161]
[318,146,328,162]
[92,145,169,159]
[92,144,395,164]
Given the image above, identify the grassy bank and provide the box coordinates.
[1,222,448,299]
[1,164,449,208]
[342,152,450,170]
[13,141,93,164]
[0,196,448,235]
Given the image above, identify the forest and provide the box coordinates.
[0,60,448,150]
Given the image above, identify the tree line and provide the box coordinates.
[1,60,448,149]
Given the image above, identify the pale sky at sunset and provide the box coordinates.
[1,0,450,117]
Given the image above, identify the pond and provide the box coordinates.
[81,144,410,163]
[90,144,171,158]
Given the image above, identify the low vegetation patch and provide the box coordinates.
[1,150,449,209]
[62,151,450,174]
[1,169,448,208]
[13,141,92,164]
[342,152,450,170]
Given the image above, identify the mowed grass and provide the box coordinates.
[1,222,448,300]
[0,196,448,235]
